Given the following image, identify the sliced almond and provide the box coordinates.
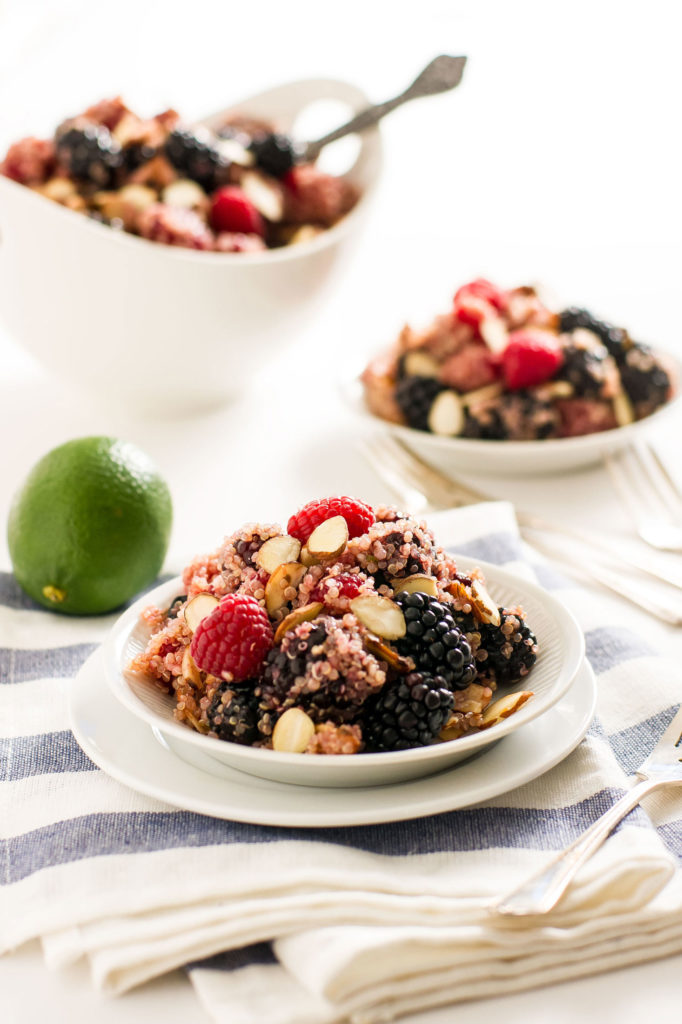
[39,176,77,202]
[428,390,464,436]
[537,380,574,399]
[181,647,202,685]
[161,178,207,209]
[350,594,406,641]
[447,578,501,626]
[183,593,219,632]
[274,602,324,644]
[216,137,255,167]
[255,535,302,575]
[265,562,307,616]
[300,544,319,567]
[403,350,440,379]
[481,691,533,727]
[287,224,324,245]
[390,574,439,599]
[240,170,284,222]
[363,634,413,673]
[272,707,316,753]
[461,382,504,406]
[307,516,349,560]
[479,316,509,354]
[117,184,158,211]
[613,390,635,427]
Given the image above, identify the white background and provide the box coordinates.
[1,0,681,1021]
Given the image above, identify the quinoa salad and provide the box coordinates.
[129,497,537,756]
[1,96,358,253]
[362,278,676,440]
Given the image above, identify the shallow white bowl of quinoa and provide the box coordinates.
[0,77,382,412]
[102,557,585,788]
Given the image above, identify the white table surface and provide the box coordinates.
[1,0,681,1020]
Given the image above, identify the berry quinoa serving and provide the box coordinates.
[362,279,676,440]
[1,96,358,253]
[129,497,537,755]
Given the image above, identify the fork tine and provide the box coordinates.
[357,437,432,512]
[365,435,454,508]
[388,437,491,507]
[604,451,652,526]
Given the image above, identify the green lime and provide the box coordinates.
[7,436,172,615]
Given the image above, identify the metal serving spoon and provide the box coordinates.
[299,54,467,163]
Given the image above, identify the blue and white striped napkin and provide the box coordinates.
[2,502,681,1024]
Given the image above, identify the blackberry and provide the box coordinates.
[164,127,231,192]
[394,591,477,690]
[556,342,614,399]
[463,392,558,441]
[122,141,157,173]
[558,307,629,359]
[363,672,454,751]
[250,133,302,178]
[166,595,187,619]
[55,124,123,187]
[207,682,258,745]
[477,609,538,685]
[617,342,671,411]
[395,377,445,431]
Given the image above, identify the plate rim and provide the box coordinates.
[101,556,585,779]
[69,650,598,826]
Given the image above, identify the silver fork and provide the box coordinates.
[605,442,682,552]
[359,433,682,623]
[492,703,682,916]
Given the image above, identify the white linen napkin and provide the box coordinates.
[2,502,681,1022]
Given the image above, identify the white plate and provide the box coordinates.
[70,651,596,827]
[102,557,585,788]
[343,375,681,476]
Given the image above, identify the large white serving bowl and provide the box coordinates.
[0,78,382,411]
[344,373,681,476]
[102,556,585,788]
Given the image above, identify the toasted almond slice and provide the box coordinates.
[39,176,77,202]
[272,707,316,753]
[390,574,439,598]
[613,389,635,427]
[447,578,500,626]
[216,137,255,166]
[117,184,158,210]
[363,634,413,673]
[240,170,284,222]
[274,602,324,644]
[481,691,533,727]
[479,316,509,354]
[255,535,302,574]
[287,224,324,245]
[403,350,440,378]
[537,380,574,399]
[428,390,464,436]
[265,561,307,616]
[184,593,219,632]
[307,516,349,560]
[439,717,466,742]
[300,544,319,567]
[181,647,202,685]
[161,178,207,209]
[461,382,504,406]
[350,594,406,641]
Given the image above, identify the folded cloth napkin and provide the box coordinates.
[2,502,681,1023]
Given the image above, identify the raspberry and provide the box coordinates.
[209,186,265,237]
[453,278,507,329]
[501,329,563,390]
[190,593,273,681]
[287,497,375,544]
[311,573,364,605]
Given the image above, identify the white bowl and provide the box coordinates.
[344,373,681,476]
[102,556,585,788]
[0,79,382,411]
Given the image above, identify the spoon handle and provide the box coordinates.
[301,54,467,162]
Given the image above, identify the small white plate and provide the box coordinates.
[70,651,597,827]
[343,375,681,476]
[102,557,584,788]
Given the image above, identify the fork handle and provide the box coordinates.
[492,777,664,916]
